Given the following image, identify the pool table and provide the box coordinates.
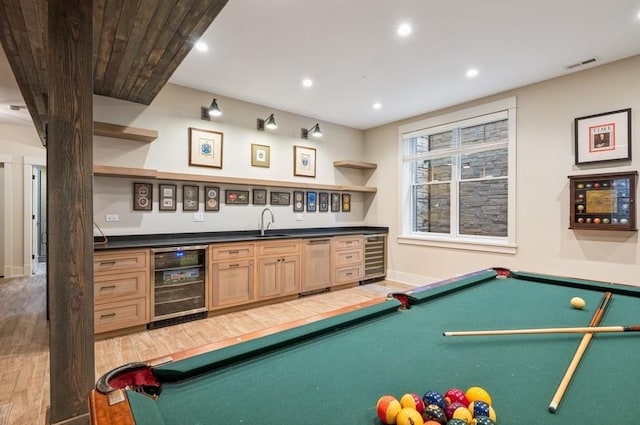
[89,268,640,424]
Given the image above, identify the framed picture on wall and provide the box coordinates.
[341,193,351,212]
[189,127,223,169]
[251,144,270,168]
[293,145,316,178]
[159,184,177,211]
[306,191,317,212]
[133,182,153,211]
[574,108,631,165]
[182,185,199,211]
[225,190,250,204]
[319,192,329,212]
[204,186,220,211]
[270,191,290,206]
[330,192,340,212]
[293,191,304,212]
[253,189,267,205]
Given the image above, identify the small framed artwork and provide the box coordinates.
[225,190,249,204]
[189,127,223,169]
[251,144,270,168]
[270,191,290,206]
[293,190,305,212]
[306,191,317,212]
[293,145,316,178]
[182,185,199,211]
[204,186,219,211]
[159,184,177,211]
[330,192,341,212]
[341,193,351,212]
[319,192,329,212]
[253,188,267,205]
[133,182,153,211]
[574,108,631,165]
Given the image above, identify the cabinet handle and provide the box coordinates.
[229,264,240,268]
[100,261,116,266]
[100,313,116,319]
[346,272,353,276]
[99,285,117,291]
[345,255,353,259]
[309,239,330,244]
[228,250,239,254]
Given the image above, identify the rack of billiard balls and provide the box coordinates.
[376,386,497,425]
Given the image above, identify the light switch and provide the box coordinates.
[105,214,119,222]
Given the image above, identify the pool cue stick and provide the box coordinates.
[442,324,640,336]
[548,291,612,413]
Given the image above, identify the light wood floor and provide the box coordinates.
[0,268,411,425]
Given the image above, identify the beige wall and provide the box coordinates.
[0,123,44,277]
[93,83,367,236]
[364,55,640,286]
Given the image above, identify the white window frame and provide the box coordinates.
[397,97,517,254]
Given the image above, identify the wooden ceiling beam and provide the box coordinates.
[0,0,229,145]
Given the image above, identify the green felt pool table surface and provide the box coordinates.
[93,269,640,425]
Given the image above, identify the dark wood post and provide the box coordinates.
[47,0,94,424]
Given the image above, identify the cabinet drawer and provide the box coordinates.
[334,265,363,284]
[334,249,363,267]
[94,249,148,273]
[210,243,255,261]
[94,271,148,303]
[94,298,147,334]
[257,240,300,256]
[333,236,363,250]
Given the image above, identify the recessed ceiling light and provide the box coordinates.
[195,41,208,52]
[373,102,382,110]
[397,23,412,37]
[466,68,479,78]
[302,78,313,88]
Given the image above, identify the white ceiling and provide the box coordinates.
[1,1,639,130]
[170,0,640,130]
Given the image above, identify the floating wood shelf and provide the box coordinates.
[93,165,377,194]
[333,160,377,170]
[93,122,158,143]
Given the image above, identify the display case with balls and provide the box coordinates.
[568,171,637,231]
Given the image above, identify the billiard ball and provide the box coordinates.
[444,388,469,406]
[465,387,492,405]
[400,393,425,414]
[445,402,472,422]
[620,218,629,224]
[422,404,447,424]
[585,183,592,188]
[395,407,424,425]
[602,218,610,224]
[577,218,585,223]
[576,183,585,189]
[593,183,600,188]
[377,395,402,424]
[422,391,446,409]
[576,205,585,211]
[571,297,586,310]
[468,401,497,422]
[593,218,601,224]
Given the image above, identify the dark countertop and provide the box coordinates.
[94,226,388,250]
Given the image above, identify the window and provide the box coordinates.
[398,98,516,253]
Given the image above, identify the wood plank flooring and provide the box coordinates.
[0,269,411,425]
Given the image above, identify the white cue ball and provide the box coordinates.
[570,297,586,309]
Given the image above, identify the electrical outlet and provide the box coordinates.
[105,214,119,222]
[194,212,204,222]
[296,213,303,221]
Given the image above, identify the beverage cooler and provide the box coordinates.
[150,245,207,329]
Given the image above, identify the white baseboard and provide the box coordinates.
[386,269,440,287]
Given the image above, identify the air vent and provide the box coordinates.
[566,57,598,70]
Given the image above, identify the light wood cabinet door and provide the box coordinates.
[211,260,254,308]
[301,238,331,292]
[257,255,300,299]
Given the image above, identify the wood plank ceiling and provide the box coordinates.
[0,0,228,144]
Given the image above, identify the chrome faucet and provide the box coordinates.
[260,208,275,236]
